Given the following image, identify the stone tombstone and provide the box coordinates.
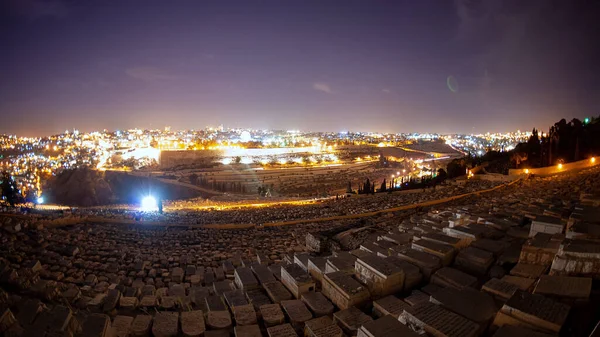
[130,314,153,337]
[358,314,421,337]
[267,323,299,337]
[80,313,111,337]
[111,315,134,337]
[234,304,258,326]
[333,307,373,336]
[398,302,479,337]
[206,311,232,330]
[152,312,179,337]
[281,299,313,325]
[235,324,263,337]
[263,281,293,303]
[260,303,286,327]
[300,292,334,317]
[180,310,205,337]
[372,295,412,319]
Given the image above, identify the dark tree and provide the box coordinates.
[346,181,353,194]
[189,173,198,184]
[234,156,242,164]
[1,171,21,206]
[380,179,387,192]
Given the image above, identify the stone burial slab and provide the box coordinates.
[180,310,205,337]
[111,315,134,337]
[404,290,430,306]
[251,264,277,284]
[213,280,236,295]
[501,275,535,291]
[206,311,232,330]
[0,307,16,335]
[81,313,112,337]
[429,286,497,325]
[325,255,357,274]
[205,295,228,312]
[358,314,421,337]
[301,291,334,317]
[496,290,570,334]
[261,303,286,327]
[119,296,139,310]
[304,316,343,337]
[396,248,442,279]
[245,288,272,310]
[333,306,373,336]
[372,295,412,319]
[169,283,186,298]
[420,232,465,249]
[130,314,153,337]
[431,267,477,290]
[235,324,262,337]
[233,304,258,326]
[482,278,520,301]
[533,275,592,299]
[190,287,210,310]
[281,299,313,326]
[454,246,494,276]
[399,302,480,337]
[509,263,546,279]
[322,271,370,310]
[103,288,121,313]
[267,323,298,337]
[354,254,405,298]
[384,256,423,291]
[307,257,327,284]
[471,239,510,257]
[411,240,456,266]
[152,312,179,337]
[224,289,249,308]
[139,295,157,308]
[235,267,260,290]
[263,281,294,303]
[281,264,316,299]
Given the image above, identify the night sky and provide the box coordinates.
[1,0,599,136]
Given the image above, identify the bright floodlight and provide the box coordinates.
[141,196,158,212]
[37,197,44,204]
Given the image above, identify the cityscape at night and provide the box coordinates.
[1,1,600,337]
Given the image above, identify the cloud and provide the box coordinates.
[313,82,333,94]
[126,67,177,81]
[5,0,69,20]
[382,89,391,94]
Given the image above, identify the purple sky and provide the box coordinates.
[1,0,599,136]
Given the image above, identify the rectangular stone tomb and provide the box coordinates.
[224,290,250,308]
[181,310,205,337]
[411,240,456,267]
[420,233,465,249]
[301,291,334,317]
[267,323,298,337]
[307,257,327,284]
[494,277,530,295]
[206,311,232,330]
[234,324,262,337]
[429,286,497,325]
[333,306,373,336]
[280,299,313,326]
[304,316,343,337]
[372,295,412,319]
[497,290,570,334]
[81,313,111,337]
[205,295,228,312]
[482,278,520,301]
[111,315,134,337]
[396,248,442,280]
[131,315,153,337]
[431,267,477,290]
[325,256,356,274]
[260,304,286,327]
[235,267,260,290]
[280,264,315,299]
[152,312,179,337]
[354,255,405,298]
[322,272,370,310]
[358,314,421,337]
[245,288,272,310]
[533,275,592,299]
[263,281,294,303]
[399,302,479,337]
[385,256,423,291]
[455,246,494,275]
[251,264,277,284]
[509,263,546,279]
[233,304,257,326]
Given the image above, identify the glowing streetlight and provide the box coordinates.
[524,169,529,174]
[557,163,563,170]
[37,196,44,204]
[592,157,596,164]
[141,196,158,212]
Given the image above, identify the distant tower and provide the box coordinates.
[165,126,171,132]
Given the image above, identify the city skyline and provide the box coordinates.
[2,1,599,136]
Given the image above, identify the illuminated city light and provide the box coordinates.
[557,163,563,169]
[37,197,44,204]
[524,169,530,174]
[141,196,158,212]
[592,157,596,163]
